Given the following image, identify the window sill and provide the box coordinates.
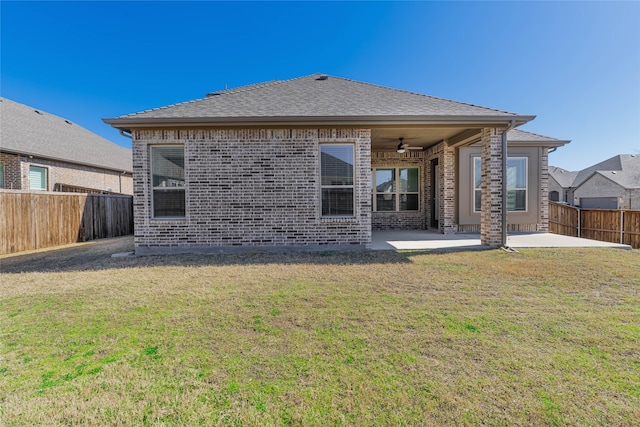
[321,216,357,223]
[372,210,421,214]
[150,217,187,222]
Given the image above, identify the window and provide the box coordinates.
[151,145,185,218]
[0,165,4,189]
[473,157,527,212]
[29,165,48,191]
[371,167,419,212]
[320,144,354,217]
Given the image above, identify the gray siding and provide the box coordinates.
[458,146,546,231]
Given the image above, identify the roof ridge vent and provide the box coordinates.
[316,75,329,81]
[34,110,43,115]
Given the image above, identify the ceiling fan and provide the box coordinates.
[396,137,422,153]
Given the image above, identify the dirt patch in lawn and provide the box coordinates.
[0,236,135,273]
[0,236,419,274]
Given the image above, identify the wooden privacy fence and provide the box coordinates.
[549,201,640,249]
[1,191,133,255]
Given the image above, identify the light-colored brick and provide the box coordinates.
[132,128,371,252]
[0,152,133,194]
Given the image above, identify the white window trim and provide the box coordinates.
[371,167,420,212]
[473,157,528,213]
[150,145,186,220]
[320,143,356,218]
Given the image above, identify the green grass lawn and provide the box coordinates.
[1,246,639,426]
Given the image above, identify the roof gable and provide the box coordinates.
[551,154,640,189]
[549,166,579,188]
[105,73,534,126]
[1,97,132,172]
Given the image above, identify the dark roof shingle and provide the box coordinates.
[110,73,529,121]
[550,154,640,189]
[1,97,132,172]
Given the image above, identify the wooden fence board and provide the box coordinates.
[550,202,640,249]
[0,191,133,255]
[549,202,579,237]
[623,210,640,248]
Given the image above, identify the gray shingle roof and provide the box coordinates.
[506,129,568,144]
[1,97,132,172]
[106,73,532,123]
[549,166,579,188]
[550,154,640,189]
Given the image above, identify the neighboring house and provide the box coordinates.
[549,154,640,209]
[0,97,133,194]
[104,73,569,253]
[548,166,578,204]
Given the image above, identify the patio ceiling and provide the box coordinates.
[371,126,482,151]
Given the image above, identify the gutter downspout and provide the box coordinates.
[501,120,517,248]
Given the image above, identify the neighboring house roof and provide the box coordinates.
[104,73,535,128]
[549,166,579,188]
[550,154,640,190]
[1,97,132,173]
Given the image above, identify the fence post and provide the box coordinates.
[620,210,624,244]
[577,207,581,238]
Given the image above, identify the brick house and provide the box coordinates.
[549,154,640,209]
[1,97,133,194]
[104,74,569,254]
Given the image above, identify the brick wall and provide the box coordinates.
[0,152,133,194]
[131,128,371,252]
[371,151,427,230]
[0,152,21,189]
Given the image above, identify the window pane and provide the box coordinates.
[322,188,353,216]
[321,145,353,186]
[399,168,418,192]
[0,165,4,189]
[474,189,482,212]
[375,169,394,193]
[474,158,482,189]
[400,194,418,211]
[376,194,395,211]
[29,166,47,191]
[153,189,185,217]
[152,146,185,188]
[507,189,526,211]
[507,158,526,189]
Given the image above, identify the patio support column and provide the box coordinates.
[480,128,504,247]
[538,147,550,231]
[439,141,457,234]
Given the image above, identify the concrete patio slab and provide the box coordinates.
[371,230,632,251]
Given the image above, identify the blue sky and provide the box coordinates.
[2,1,639,171]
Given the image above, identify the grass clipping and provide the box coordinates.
[1,247,639,426]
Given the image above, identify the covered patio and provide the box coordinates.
[371,230,631,251]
